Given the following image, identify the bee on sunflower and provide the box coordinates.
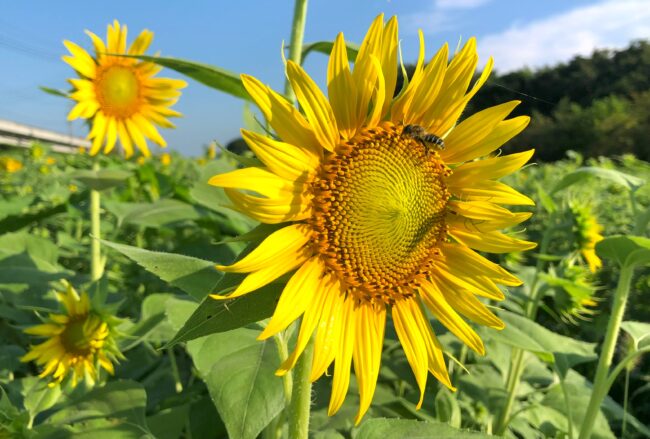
[209,15,536,422]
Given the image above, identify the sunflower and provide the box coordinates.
[0,157,22,173]
[209,15,535,422]
[569,202,604,272]
[64,20,186,158]
[21,282,122,387]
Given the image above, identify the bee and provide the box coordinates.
[402,124,445,152]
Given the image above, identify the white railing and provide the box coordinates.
[0,119,89,153]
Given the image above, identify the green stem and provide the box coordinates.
[604,346,650,392]
[90,161,102,281]
[495,225,554,434]
[283,0,309,102]
[559,375,574,439]
[578,265,634,439]
[168,347,183,393]
[273,332,293,406]
[288,339,314,439]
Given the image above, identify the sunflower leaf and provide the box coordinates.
[70,169,133,191]
[595,235,650,269]
[551,166,645,194]
[354,418,497,438]
[100,239,222,301]
[131,54,251,101]
[187,327,284,439]
[164,282,282,348]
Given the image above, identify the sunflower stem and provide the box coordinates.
[578,264,633,439]
[90,161,103,281]
[284,0,309,102]
[288,338,314,439]
[495,222,554,434]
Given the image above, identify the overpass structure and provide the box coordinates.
[0,119,89,153]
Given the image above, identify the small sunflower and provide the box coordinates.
[64,20,186,158]
[0,157,22,173]
[209,15,535,422]
[569,202,604,272]
[21,282,122,387]
[160,152,172,166]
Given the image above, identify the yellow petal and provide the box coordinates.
[208,167,301,199]
[393,298,429,408]
[129,29,153,55]
[62,41,96,78]
[211,248,311,300]
[241,74,321,156]
[440,243,522,286]
[441,101,521,163]
[218,224,311,273]
[328,294,356,415]
[259,257,324,339]
[353,302,386,425]
[125,118,151,157]
[419,280,485,355]
[327,33,359,139]
[310,286,346,381]
[287,61,339,152]
[277,273,339,376]
[447,200,533,232]
[449,150,535,185]
[224,188,311,224]
[117,120,135,158]
[448,179,535,206]
[241,129,318,181]
[441,288,504,330]
[403,44,448,126]
[450,228,537,253]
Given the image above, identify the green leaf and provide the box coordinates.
[134,55,251,101]
[101,239,222,301]
[354,418,497,438]
[596,235,650,269]
[552,166,645,193]
[21,377,62,420]
[44,380,151,436]
[71,169,132,191]
[165,282,282,347]
[302,40,360,62]
[621,321,650,350]
[104,199,201,228]
[39,86,69,98]
[0,253,71,285]
[187,327,284,439]
[536,184,557,213]
[481,310,597,370]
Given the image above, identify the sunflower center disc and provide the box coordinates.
[95,66,140,117]
[60,315,105,357]
[311,123,451,304]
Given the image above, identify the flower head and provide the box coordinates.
[209,15,535,422]
[0,157,23,173]
[21,282,122,387]
[160,152,172,166]
[569,202,604,272]
[64,20,186,158]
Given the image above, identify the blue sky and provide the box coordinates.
[1,0,648,156]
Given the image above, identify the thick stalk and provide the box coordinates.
[578,265,634,439]
[283,0,309,102]
[288,339,314,439]
[495,224,553,434]
[90,161,103,281]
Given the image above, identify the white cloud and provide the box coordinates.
[478,0,650,73]
[402,0,491,34]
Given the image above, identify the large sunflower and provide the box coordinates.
[209,15,536,422]
[21,282,122,387]
[64,20,186,158]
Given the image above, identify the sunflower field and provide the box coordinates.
[1,5,649,439]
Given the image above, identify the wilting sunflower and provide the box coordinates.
[209,15,535,422]
[569,202,604,272]
[64,20,186,158]
[21,282,122,387]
